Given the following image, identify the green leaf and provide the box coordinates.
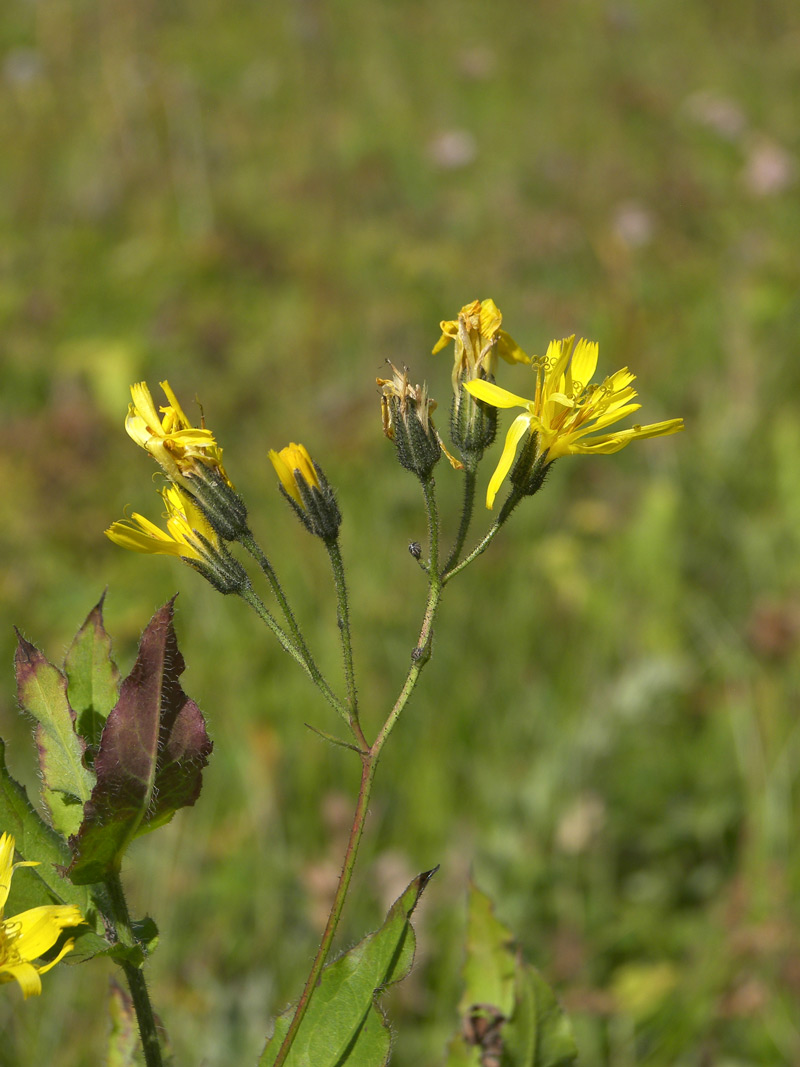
[68,599,213,885]
[444,884,578,1067]
[503,960,579,1067]
[64,593,121,752]
[459,880,516,1020]
[15,632,96,838]
[0,738,89,914]
[0,738,99,940]
[260,868,436,1067]
[108,981,144,1067]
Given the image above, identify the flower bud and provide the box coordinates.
[268,442,342,542]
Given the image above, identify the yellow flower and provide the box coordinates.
[0,833,83,999]
[465,335,684,508]
[432,299,529,393]
[105,484,220,560]
[268,443,320,508]
[125,380,231,487]
[268,443,342,541]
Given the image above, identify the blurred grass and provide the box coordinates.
[1,0,800,1063]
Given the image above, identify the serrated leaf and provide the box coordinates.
[15,632,95,837]
[503,960,578,1067]
[65,593,121,751]
[445,884,578,1067]
[68,599,213,885]
[260,868,436,1067]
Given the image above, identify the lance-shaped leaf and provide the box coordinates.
[64,593,121,752]
[15,633,96,839]
[444,883,578,1067]
[260,868,436,1067]
[68,599,213,885]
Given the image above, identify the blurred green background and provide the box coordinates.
[1,0,799,1063]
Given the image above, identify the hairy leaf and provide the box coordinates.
[65,593,121,752]
[15,632,95,838]
[68,599,213,885]
[260,868,436,1067]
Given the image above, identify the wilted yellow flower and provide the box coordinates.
[377,364,461,471]
[465,335,684,508]
[432,299,529,393]
[0,833,83,999]
[268,443,320,507]
[125,381,231,486]
[105,484,219,559]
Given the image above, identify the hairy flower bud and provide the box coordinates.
[268,443,342,542]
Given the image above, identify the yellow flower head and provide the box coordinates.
[268,443,342,541]
[125,381,231,487]
[0,833,83,999]
[105,484,220,560]
[432,299,529,393]
[465,335,684,508]
[268,443,320,508]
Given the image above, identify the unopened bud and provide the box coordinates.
[268,442,342,542]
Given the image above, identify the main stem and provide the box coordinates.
[105,873,164,1067]
[271,477,442,1066]
[270,754,377,1067]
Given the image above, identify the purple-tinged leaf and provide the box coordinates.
[68,599,212,885]
[15,633,95,838]
[65,593,121,752]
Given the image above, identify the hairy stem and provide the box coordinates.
[326,539,366,749]
[272,477,442,1064]
[105,873,164,1067]
[442,463,476,575]
[270,754,376,1067]
[239,584,349,723]
[442,485,523,584]
[239,529,318,665]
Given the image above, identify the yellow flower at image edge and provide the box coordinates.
[0,833,83,998]
[105,484,219,559]
[268,443,320,508]
[465,335,684,508]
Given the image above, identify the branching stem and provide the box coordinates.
[271,476,442,1066]
[239,584,349,723]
